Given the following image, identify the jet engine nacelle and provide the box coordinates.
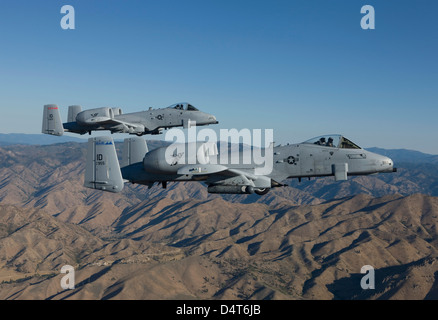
[143,142,218,175]
[112,107,123,116]
[76,107,115,125]
[143,147,175,174]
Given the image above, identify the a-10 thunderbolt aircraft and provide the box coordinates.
[83,134,397,195]
[42,102,218,136]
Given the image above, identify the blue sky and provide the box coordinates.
[0,0,437,153]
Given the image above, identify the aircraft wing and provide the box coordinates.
[178,164,272,194]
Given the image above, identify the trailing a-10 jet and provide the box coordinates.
[42,103,218,136]
[83,134,397,195]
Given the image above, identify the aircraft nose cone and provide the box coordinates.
[201,112,218,124]
[387,156,398,172]
[209,115,218,124]
[381,156,395,172]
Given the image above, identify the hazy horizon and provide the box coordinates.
[1,132,437,157]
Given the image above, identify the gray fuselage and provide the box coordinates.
[121,135,395,187]
[64,103,218,135]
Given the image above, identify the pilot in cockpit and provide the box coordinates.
[315,137,326,145]
[326,137,334,147]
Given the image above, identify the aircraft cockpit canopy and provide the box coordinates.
[303,135,361,149]
[168,103,199,111]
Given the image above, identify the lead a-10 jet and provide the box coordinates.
[83,134,397,195]
[42,102,218,136]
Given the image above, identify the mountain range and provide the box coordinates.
[0,133,86,146]
[0,134,437,300]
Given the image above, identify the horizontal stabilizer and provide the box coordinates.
[84,136,124,192]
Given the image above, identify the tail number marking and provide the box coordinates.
[96,154,105,165]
